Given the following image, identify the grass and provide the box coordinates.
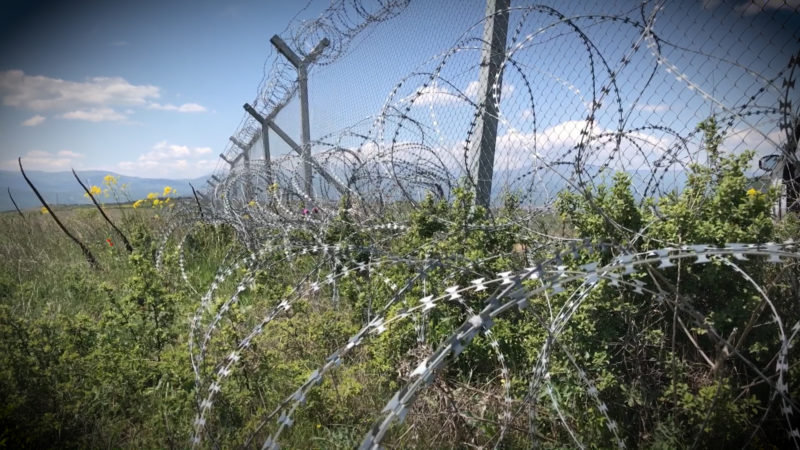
[1,203,162,308]
[2,181,799,449]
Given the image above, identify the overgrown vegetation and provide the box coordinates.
[1,123,798,448]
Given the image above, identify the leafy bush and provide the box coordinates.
[550,120,797,447]
[0,121,797,448]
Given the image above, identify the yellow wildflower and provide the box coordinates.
[163,186,173,196]
[103,174,118,186]
[147,192,157,200]
[746,188,760,198]
[248,200,256,207]
[165,197,171,203]
[133,199,144,209]
[40,206,49,214]
[83,185,101,198]
[153,198,161,207]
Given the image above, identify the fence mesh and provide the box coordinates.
[179,1,800,448]
[208,0,797,214]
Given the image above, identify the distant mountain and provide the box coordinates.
[0,170,210,211]
[0,166,698,212]
[490,165,690,205]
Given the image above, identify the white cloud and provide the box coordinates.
[21,114,46,126]
[57,150,84,158]
[144,141,192,160]
[464,81,481,99]
[494,122,785,175]
[0,70,207,121]
[720,126,785,160]
[117,159,216,178]
[410,81,516,106]
[59,107,126,122]
[148,102,208,113]
[4,149,83,171]
[493,120,675,171]
[497,120,600,154]
[0,70,159,111]
[117,141,216,177]
[412,85,466,106]
[465,80,515,102]
[500,83,515,99]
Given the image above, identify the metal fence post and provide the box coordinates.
[228,136,255,201]
[243,103,351,199]
[270,35,330,200]
[261,125,273,188]
[474,0,510,209]
[298,63,314,200]
[783,120,799,216]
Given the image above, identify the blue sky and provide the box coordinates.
[0,0,325,178]
[0,0,797,184]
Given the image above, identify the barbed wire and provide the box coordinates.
[164,1,800,447]
[215,0,412,178]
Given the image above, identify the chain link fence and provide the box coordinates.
[182,1,800,448]
[206,0,797,219]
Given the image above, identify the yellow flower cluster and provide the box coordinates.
[746,188,762,199]
[40,206,49,214]
[136,186,175,209]
[103,174,118,187]
[84,185,102,198]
